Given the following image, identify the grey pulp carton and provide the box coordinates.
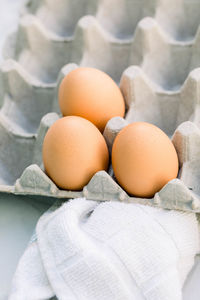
[1,0,200,212]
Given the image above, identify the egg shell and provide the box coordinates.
[42,116,109,190]
[58,67,125,132]
[112,122,179,198]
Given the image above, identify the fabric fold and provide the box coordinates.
[9,198,200,300]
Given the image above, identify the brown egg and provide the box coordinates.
[58,67,125,132]
[112,122,179,198]
[42,116,109,190]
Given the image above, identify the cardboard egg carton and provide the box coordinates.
[1,0,200,211]
[4,0,200,84]
[12,63,200,212]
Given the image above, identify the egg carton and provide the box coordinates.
[1,0,200,211]
[4,0,200,85]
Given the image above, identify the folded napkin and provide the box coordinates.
[9,198,200,300]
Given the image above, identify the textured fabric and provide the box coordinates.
[9,198,200,300]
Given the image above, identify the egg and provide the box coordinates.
[58,67,125,132]
[112,122,179,198]
[42,116,109,190]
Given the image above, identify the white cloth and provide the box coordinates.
[9,198,200,300]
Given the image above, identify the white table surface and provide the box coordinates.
[0,193,50,299]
